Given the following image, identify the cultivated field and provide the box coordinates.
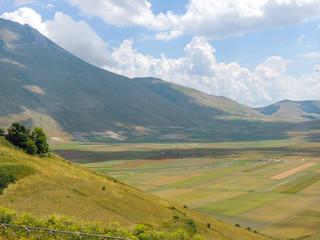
[51,139,320,239]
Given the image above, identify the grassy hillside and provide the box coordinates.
[0,137,269,239]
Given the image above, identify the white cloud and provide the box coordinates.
[0,7,42,29]
[1,8,115,67]
[43,12,115,67]
[65,0,178,31]
[14,0,36,6]
[299,52,320,58]
[66,0,320,40]
[108,36,320,107]
[298,34,306,44]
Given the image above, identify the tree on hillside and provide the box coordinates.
[30,127,49,154]
[0,128,5,134]
[26,139,38,155]
[6,122,31,150]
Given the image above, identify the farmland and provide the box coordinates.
[51,139,320,239]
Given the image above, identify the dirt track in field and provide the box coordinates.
[271,162,317,179]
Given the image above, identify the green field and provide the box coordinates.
[51,139,320,239]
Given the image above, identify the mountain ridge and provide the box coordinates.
[0,18,269,141]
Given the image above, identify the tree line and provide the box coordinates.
[0,122,49,155]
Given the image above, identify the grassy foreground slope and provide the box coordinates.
[0,137,268,240]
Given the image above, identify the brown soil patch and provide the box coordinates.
[271,162,317,179]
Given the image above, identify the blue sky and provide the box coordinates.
[1,0,320,107]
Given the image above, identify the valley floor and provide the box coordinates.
[51,139,320,240]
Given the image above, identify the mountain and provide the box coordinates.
[255,100,320,120]
[0,137,269,240]
[0,18,266,141]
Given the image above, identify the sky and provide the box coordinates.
[1,0,320,107]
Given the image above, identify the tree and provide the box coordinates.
[6,122,31,150]
[25,140,38,155]
[0,128,5,134]
[30,127,49,154]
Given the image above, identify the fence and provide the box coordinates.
[0,223,129,240]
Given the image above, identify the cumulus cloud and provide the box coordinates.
[66,0,320,40]
[43,12,115,67]
[65,0,178,31]
[1,7,42,29]
[1,7,115,67]
[108,36,320,107]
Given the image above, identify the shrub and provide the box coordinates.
[186,219,196,233]
[102,185,106,191]
[194,234,205,240]
[0,207,15,223]
[133,224,149,236]
[170,229,186,240]
[0,171,16,194]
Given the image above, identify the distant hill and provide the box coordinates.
[255,100,320,120]
[0,137,269,240]
[0,18,268,141]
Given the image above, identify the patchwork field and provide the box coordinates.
[51,139,320,239]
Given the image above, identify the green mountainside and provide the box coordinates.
[0,137,269,239]
[135,77,262,118]
[255,100,320,120]
[0,18,273,142]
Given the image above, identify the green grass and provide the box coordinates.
[243,162,281,172]
[273,173,320,193]
[197,192,285,217]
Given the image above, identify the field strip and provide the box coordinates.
[155,188,193,198]
[271,163,317,180]
[142,174,202,186]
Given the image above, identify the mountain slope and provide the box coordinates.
[0,19,195,135]
[135,77,264,118]
[0,18,265,140]
[0,137,269,240]
[255,100,320,120]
